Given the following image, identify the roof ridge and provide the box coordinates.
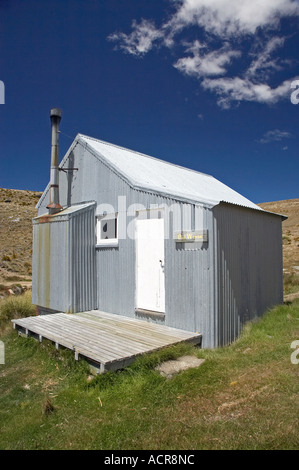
[77,133,214,179]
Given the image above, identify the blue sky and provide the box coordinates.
[0,0,298,203]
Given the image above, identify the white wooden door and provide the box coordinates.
[136,218,165,313]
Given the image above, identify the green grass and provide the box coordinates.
[0,297,298,450]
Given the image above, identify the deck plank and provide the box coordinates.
[77,312,193,341]
[12,310,201,373]
[35,314,173,353]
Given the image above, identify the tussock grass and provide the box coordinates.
[0,290,35,329]
[0,298,298,450]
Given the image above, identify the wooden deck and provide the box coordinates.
[12,311,202,373]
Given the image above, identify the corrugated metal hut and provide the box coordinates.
[33,118,285,348]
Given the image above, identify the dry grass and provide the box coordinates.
[284,273,299,295]
[42,398,55,416]
[258,199,299,273]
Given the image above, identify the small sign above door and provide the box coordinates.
[174,230,208,243]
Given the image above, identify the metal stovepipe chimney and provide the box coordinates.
[47,108,63,214]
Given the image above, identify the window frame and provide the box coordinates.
[96,213,118,248]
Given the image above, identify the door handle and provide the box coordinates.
[159,259,165,269]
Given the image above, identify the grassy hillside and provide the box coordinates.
[258,199,299,273]
[0,188,41,292]
[0,298,298,450]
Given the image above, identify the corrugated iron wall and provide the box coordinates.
[164,202,216,347]
[32,203,96,313]
[213,203,283,347]
[32,216,69,312]
[68,205,97,312]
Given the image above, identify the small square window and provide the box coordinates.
[100,218,117,240]
[96,214,118,247]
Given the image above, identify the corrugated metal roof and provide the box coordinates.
[34,202,96,221]
[78,134,262,210]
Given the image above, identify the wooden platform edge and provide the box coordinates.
[11,317,202,375]
[87,334,202,374]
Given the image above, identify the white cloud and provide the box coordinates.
[169,0,299,38]
[201,77,293,108]
[110,1,299,56]
[108,0,299,107]
[258,129,293,143]
[246,36,286,79]
[174,44,241,78]
[108,19,163,56]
